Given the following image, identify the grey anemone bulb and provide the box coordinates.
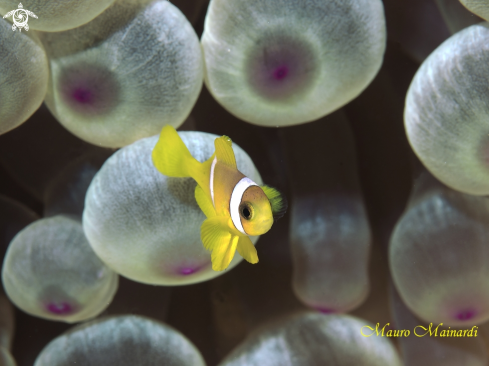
[34,315,206,366]
[0,18,48,135]
[83,131,261,285]
[390,172,489,326]
[2,215,118,323]
[390,285,488,366]
[459,0,489,21]
[40,0,203,148]
[405,23,489,195]
[0,0,116,31]
[219,312,402,366]
[201,0,386,126]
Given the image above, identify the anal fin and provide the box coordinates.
[237,236,259,264]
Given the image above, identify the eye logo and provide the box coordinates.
[3,3,38,32]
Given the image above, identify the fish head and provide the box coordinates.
[238,186,274,236]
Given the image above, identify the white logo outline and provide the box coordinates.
[3,3,38,32]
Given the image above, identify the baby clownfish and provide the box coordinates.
[152,125,287,271]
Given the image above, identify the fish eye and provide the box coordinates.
[239,202,254,220]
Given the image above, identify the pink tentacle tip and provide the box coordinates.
[315,307,335,314]
[72,88,93,104]
[273,66,289,80]
[179,267,198,275]
[59,64,119,115]
[46,302,75,315]
[456,309,476,321]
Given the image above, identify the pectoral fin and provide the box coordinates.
[237,236,258,264]
[201,216,238,271]
[195,185,216,218]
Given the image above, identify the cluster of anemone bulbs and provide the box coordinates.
[0,0,487,364]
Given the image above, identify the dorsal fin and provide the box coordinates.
[261,185,288,220]
[214,136,237,169]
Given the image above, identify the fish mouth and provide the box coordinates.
[253,217,273,236]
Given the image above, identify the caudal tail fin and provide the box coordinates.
[152,125,197,178]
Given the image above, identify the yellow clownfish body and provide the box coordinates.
[152,125,286,271]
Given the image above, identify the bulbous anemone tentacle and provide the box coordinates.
[40,0,203,148]
[83,132,261,285]
[201,0,386,126]
[284,113,371,314]
[390,285,488,366]
[0,18,48,135]
[34,316,206,366]
[459,0,489,22]
[219,312,402,366]
[390,172,489,327]
[2,215,118,323]
[405,23,489,195]
[0,0,116,31]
